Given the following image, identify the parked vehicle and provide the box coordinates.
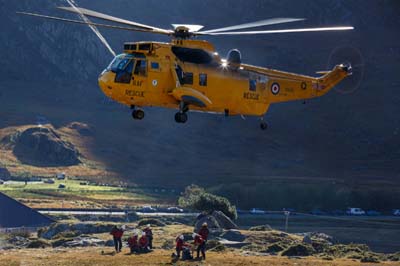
[141,205,157,213]
[393,209,400,216]
[167,206,184,213]
[346,208,365,215]
[250,208,266,215]
[366,210,381,216]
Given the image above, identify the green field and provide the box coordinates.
[0,179,176,208]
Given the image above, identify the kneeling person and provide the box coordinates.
[139,232,149,252]
[127,233,139,253]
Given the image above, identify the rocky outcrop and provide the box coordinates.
[38,222,114,239]
[12,127,80,167]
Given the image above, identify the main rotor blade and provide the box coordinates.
[202,26,354,35]
[201,18,305,33]
[57,6,171,34]
[17,12,171,35]
[65,0,116,57]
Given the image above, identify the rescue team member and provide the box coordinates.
[193,233,206,260]
[127,233,139,254]
[175,234,190,258]
[110,225,124,253]
[143,224,153,249]
[139,232,150,253]
[198,222,209,242]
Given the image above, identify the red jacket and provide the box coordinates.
[110,228,124,238]
[128,235,138,248]
[139,236,148,247]
[198,227,209,240]
[193,235,204,245]
[176,237,190,250]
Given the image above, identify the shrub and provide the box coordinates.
[9,230,30,239]
[179,185,237,220]
[360,255,380,263]
[27,239,51,248]
[206,240,225,252]
[249,225,272,231]
[387,252,400,261]
[265,243,285,253]
[137,218,166,227]
[281,243,315,257]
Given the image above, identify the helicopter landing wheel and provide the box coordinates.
[132,109,145,120]
[260,121,268,130]
[175,112,188,123]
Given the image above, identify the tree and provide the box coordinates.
[179,184,237,220]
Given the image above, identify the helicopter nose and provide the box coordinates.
[98,71,113,97]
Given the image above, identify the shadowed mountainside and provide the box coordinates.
[0,0,399,209]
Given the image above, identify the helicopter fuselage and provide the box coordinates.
[98,39,350,120]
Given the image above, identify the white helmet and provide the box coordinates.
[192,233,197,239]
[147,224,151,228]
[121,225,126,230]
[179,235,184,240]
[142,232,146,236]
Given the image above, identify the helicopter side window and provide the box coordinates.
[134,60,147,76]
[199,73,207,86]
[183,72,193,85]
[249,79,257,91]
[115,59,134,84]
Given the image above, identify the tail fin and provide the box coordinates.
[315,64,352,96]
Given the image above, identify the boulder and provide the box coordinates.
[220,230,246,242]
[211,211,238,230]
[12,127,80,167]
[194,215,221,235]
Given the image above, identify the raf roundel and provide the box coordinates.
[271,82,280,95]
[152,79,158,86]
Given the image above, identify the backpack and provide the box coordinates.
[182,247,192,260]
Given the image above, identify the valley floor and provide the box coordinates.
[1,248,398,266]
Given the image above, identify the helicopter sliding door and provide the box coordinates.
[130,59,148,102]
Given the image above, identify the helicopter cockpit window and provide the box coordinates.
[107,54,134,73]
[115,59,134,84]
[134,60,147,76]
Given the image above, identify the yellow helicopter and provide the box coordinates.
[18,7,354,130]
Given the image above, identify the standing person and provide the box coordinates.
[110,225,124,253]
[138,232,149,253]
[198,222,209,242]
[143,224,153,249]
[127,232,139,254]
[192,233,206,260]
